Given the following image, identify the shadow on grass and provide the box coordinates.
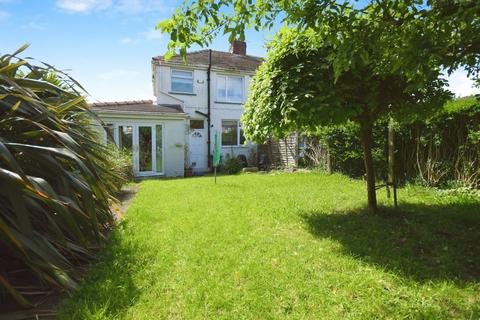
[301,200,480,284]
[57,221,146,319]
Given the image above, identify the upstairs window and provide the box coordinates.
[171,70,193,93]
[217,75,243,103]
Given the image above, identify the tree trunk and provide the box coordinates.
[388,118,397,208]
[359,119,378,211]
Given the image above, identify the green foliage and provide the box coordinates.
[242,23,449,210]
[59,173,480,319]
[308,97,480,187]
[426,0,480,76]
[159,0,479,81]
[0,46,117,306]
[223,156,243,174]
[104,144,134,192]
[313,122,387,178]
[242,26,449,143]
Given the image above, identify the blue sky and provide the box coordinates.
[1,0,478,102]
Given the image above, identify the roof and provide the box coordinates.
[90,100,184,114]
[152,49,263,73]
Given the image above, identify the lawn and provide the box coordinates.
[58,172,480,319]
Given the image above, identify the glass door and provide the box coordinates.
[155,125,163,174]
[138,125,154,174]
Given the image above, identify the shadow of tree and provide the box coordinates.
[57,221,149,319]
[301,201,480,284]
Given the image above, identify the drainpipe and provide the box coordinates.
[207,49,212,169]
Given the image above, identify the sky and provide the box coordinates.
[1,0,478,102]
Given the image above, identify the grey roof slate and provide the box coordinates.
[152,49,263,73]
[90,100,184,114]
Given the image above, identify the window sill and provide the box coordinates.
[221,145,249,148]
[215,101,243,105]
[169,91,196,96]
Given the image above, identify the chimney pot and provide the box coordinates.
[230,40,247,55]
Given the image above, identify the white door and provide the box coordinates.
[189,119,207,172]
[136,124,164,176]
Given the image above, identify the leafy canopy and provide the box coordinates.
[241,21,450,142]
[158,0,479,83]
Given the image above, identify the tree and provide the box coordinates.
[242,27,449,210]
[428,0,480,77]
[157,1,456,210]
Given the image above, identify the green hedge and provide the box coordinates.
[304,96,480,188]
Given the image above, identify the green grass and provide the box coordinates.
[58,172,480,319]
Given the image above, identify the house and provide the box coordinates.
[92,41,263,177]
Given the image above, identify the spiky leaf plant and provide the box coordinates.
[0,45,118,308]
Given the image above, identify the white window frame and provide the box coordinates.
[217,75,244,103]
[171,69,194,94]
[221,120,246,146]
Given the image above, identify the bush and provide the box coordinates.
[105,144,133,191]
[223,157,243,174]
[0,45,118,307]
[304,96,480,188]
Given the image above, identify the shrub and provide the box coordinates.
[305,96,480,188]
[0,45,117,307]
[105,144,134,191]
[223,157,243,174]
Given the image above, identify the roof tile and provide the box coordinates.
[152,49,263,73]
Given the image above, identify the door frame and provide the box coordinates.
[109,122,165,177]
[136,124,155,176]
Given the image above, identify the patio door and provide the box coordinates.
[136,124,163,176]
[107,123,164,176]
[138,125,153,174]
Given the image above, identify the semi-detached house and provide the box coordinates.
[92,41,263,177]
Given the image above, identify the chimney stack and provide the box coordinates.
[230,40,247,56]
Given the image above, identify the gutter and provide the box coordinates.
[207,49,212,169]
[93,110,188,119]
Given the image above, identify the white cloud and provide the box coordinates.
[117,0,166,13]
[120,37,136,44]
[21,17,47,30]
[56,0,167,14]
[446,69,479,97]
[56,0,112,13]
[141,28,163,40]
[99,69,140,80]
[120,28,162,45]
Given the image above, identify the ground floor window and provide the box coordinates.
[104,124,115,145]
[221,120,246,146]
[118,125,133,151]
[190,119,204,129]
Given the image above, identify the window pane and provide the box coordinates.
[156,125,163,173]
[139,126,152,172]
[222,120,237,146]
[172,77,193,93]
[104,124,114,145]
[118,126,132,152]
[217,76,226,101]
[239,126,246,145]
[172,70,192,78]
[190,120,204,129]
[227,76,243,102]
